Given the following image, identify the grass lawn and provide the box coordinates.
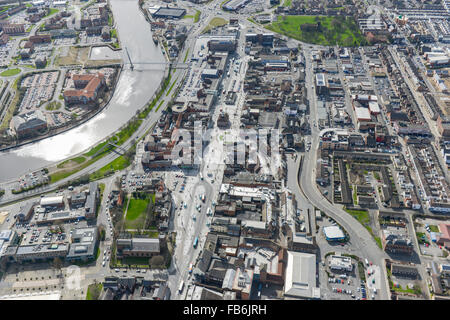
[194,10,201,23]
[89,155,130,181]
[183,49,190,63]
[429,225,439,233]
[202,17,228,34]
[344,208,381,248]
[56,156,86,168]
[0,68,21,77]
[86,282,103,300]
[166,77,178,96]
[124,196,151,230]
[155,100,164,112]
[267,15,366,47]
[283,0,292,6]
[45,8,59,17]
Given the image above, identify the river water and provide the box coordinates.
[0,0,165,182]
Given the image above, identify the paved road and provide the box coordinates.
[297,45,390,300]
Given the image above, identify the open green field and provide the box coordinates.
[89,155,130,181]
[45,8,59,17]
[86,282,103,300]
[0,68,21,77]
[267,15,366,47]
[202,17,228,34]
[124,196,151,230]
[56,156,86,168]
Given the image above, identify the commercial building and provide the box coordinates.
[85,182,99,219]
[437,224,450,249]
[284,251,320,299]
[152,7,186,19]
[116,236,160,258]
[64,73,105,105]
[17,201,36,221]
[323,225,345,241]
[208,39,236,52]
[223,0,251,11]
[66,227,98,261]
[40,196,64,208]
[12,110,47,139]
[328,254,353,272]
[315,73,328,95]
[15,243,69,263]
[231,268,254,300]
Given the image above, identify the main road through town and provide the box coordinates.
[298,46,390,300]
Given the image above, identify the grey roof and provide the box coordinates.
[67,227,98,260]
[13,110,47,132]
[85,182,98,215]
[198,249,213,273]
[130,238,160,253]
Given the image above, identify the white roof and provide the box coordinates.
[323,225,345,239]
[284,251,320,299]
[241,220,266,230]
[355,107,371,121]
[40,196,64,206]
[368,101,380,114]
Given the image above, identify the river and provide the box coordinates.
[0,0,165,182]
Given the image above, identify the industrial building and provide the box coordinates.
[284,251,320,299]
[152,7,186,19]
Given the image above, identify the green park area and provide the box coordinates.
[0,68,21,77]
[202,17,228,34]
[124,194,152,230]
[267,15,366,47]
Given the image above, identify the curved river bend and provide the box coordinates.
[0,0,165,182]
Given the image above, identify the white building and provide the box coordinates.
[284,251,320,299]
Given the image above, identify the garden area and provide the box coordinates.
[124,193,155,230]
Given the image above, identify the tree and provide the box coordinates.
[98,225,106,241]
[52,257,63,273]
[0,259,8,273]
[149,255,164,267]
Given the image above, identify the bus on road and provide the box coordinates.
[178,281,184,294]
[193,236,199,248]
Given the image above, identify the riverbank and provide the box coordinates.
[0,65,123,153]
[0,0,166,182]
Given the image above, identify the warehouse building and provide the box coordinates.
[152,7,186,19]
[40,196,65,208]
[284,251,320,299]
